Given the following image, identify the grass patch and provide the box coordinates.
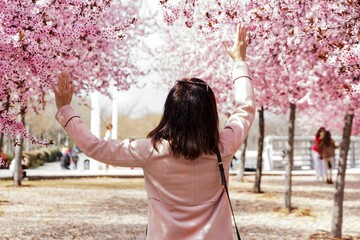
[293,207,315,217]
[273,206,292,215]
[0,200,12,205]
[0,210,4,217]
[273,206,316,218]
[260,192,282,199]
[309,230,360,240]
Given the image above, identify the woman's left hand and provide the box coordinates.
[222,23,248,62]
[52,72,74,110]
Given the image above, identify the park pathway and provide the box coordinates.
[1,154,360,180]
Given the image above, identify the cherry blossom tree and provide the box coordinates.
[159,0,359,72]
[158,1,359,234]
[0,0,153,186]
[0,0,146,146]
[303,74,359,237]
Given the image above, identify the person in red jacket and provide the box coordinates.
[0,147,8,169]
[311,127,326,182]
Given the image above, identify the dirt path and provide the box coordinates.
[1,175,359,240]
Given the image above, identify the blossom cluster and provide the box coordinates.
[158,0,359,131]
[0,0,143,143]
[159,0,359,82]
[160,0,360,129]
[1,0,359,143]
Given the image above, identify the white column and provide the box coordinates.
[90,91,103,170]
[111,84,118,140]
[263,136,272,171]
[90,91,101,138]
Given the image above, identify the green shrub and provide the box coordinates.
[6,147,62,169]
[48,147,62,162]
[22,152,41,169]
[6,153,13,161]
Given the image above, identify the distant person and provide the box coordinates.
[21,155,29,178]
[311,127,326,182]
[60,146,71,169]
[230,155,239,170]
[319,131,339,184]
[0,147,8,169]
[9,155,29,179]
[55,149,63,162]
[53,24,254,239]
[70,146,79,170]
[104,123,113,141]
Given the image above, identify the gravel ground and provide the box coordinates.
[0,174,359,240]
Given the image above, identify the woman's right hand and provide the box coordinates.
[222,24,248,62]
[52,72,74,110]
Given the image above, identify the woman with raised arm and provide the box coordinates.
[53,24,255,240]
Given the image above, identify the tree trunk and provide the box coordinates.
[331,112,354,238]
[13,134,23,186]
[253,106,264,193]
[238,136,248,182]
[13,107,26,186]
[0,132,4,168]
[285,103,296,211]
[1,91,10,152]
[0,132,4,151]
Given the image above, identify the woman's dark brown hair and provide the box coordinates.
[322,131,332,147]
[316,127,326,138]
[147,78,219,160]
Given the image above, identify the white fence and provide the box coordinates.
[263,136,360,171]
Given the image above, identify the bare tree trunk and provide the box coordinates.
[1,91,10,153]
[0,132,4,151]
[13,107,26,187]
[331,112,354,238]
[285,103,296,211]
[253,106,264,193]
[13,134,23,186]
[238,136,248,182]
[0,132,4,168]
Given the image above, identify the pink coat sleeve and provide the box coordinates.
[220,61,256,154]
[55,106,153,168]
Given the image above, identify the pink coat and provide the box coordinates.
[56,61,255,239]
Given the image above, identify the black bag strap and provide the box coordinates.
[215,147,241,240]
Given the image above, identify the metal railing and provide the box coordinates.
[263,136,360,171]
